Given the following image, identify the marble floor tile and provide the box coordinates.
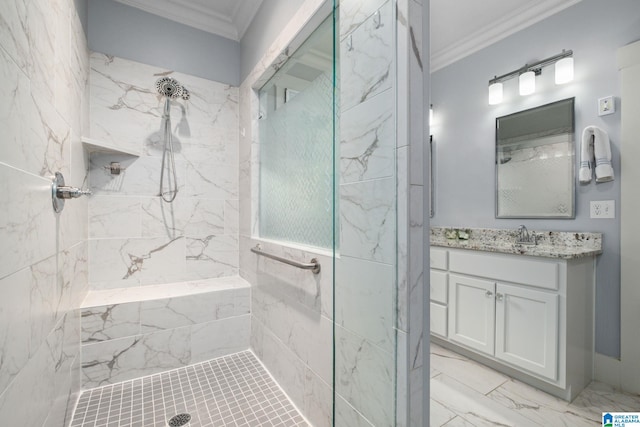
[430,343,640,427]
[430,344,509,395]
[431,373,540,427]
[487,378,598,427]
[430,393,458,426]
[430,366,441,378]
[570,381,640,419]
[441,415,478,426]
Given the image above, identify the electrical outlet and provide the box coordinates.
[598,96,615,116]
[590,200,615,218]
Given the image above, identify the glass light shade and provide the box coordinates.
[519,71,536,96]
[488,82,503,105]
[555,57,574,84]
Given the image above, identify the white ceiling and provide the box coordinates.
[114,0,581,69]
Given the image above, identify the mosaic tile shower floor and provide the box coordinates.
[70,351,309,427]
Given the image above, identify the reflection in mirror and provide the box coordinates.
[496,98,575,218]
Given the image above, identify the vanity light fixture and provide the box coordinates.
[555,56,574,84]
[488,82,503,105]
[519,70,536,96]
[488,49,573,105]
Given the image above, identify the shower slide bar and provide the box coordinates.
[251,244,321,274]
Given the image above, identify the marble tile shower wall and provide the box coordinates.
[80,280,251,388]
[336,1,397,426]
[396,0,427,425]
[247,243,334,427]
[87,53,239,290]
[0,0,90,426]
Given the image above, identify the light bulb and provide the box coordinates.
[488,82,503,105]
[519,71,535,96]
[555,57,574,84]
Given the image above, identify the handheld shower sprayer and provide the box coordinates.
[156,77,183,99]
[155,77,189,203]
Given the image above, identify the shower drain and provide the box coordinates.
[167,413,191,427]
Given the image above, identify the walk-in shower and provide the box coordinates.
[1,0,431,423]
[156,76,190,203]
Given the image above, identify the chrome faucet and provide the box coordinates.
[516,225,537,245]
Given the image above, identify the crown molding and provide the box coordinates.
[114,0,244,41]
[431,0,583,72]
[232,1,263,41]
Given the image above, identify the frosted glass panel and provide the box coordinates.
[258,17,335,249]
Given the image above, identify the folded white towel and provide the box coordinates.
[593,127,614,182]
[580,126,614,184]
[579,127,594,184]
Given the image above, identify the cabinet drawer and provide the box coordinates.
[430,302,447,337]
[430,247,448,270]
[449,250,559,290]
[430,270,448,304]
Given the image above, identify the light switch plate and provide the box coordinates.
[598,96,615,116]
[590,200,615,218]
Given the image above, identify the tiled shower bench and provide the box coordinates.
[80,277,251,388]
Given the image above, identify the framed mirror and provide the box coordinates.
[496,98,575,218]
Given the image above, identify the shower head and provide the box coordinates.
[181,87,190,100]
[156,77,184,99]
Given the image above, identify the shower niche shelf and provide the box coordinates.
[81,136,141,157]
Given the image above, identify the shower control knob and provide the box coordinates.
[56,186,92,199]
[51,172,91,213]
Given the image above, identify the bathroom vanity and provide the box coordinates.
[429,227,602,401]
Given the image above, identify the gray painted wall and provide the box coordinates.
[431,0,640,358]
[87,0,240,86]
[75,0,88,35]
[240,0,307,83]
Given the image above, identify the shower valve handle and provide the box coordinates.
[51,172,91,213]
[56,186,92,199]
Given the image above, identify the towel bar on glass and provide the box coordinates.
[250,244,321,274]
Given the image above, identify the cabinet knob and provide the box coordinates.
[485,290,493,297]
[496,293,504,301]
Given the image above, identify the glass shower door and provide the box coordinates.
[256,1,400,424]
[256,10,339,427]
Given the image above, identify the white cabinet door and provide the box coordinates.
[430,302,447,337]
[448,274,496,355]
[430,270,448,304]
[495,282,559,380]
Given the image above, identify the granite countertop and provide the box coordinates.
[430,227,602,259]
